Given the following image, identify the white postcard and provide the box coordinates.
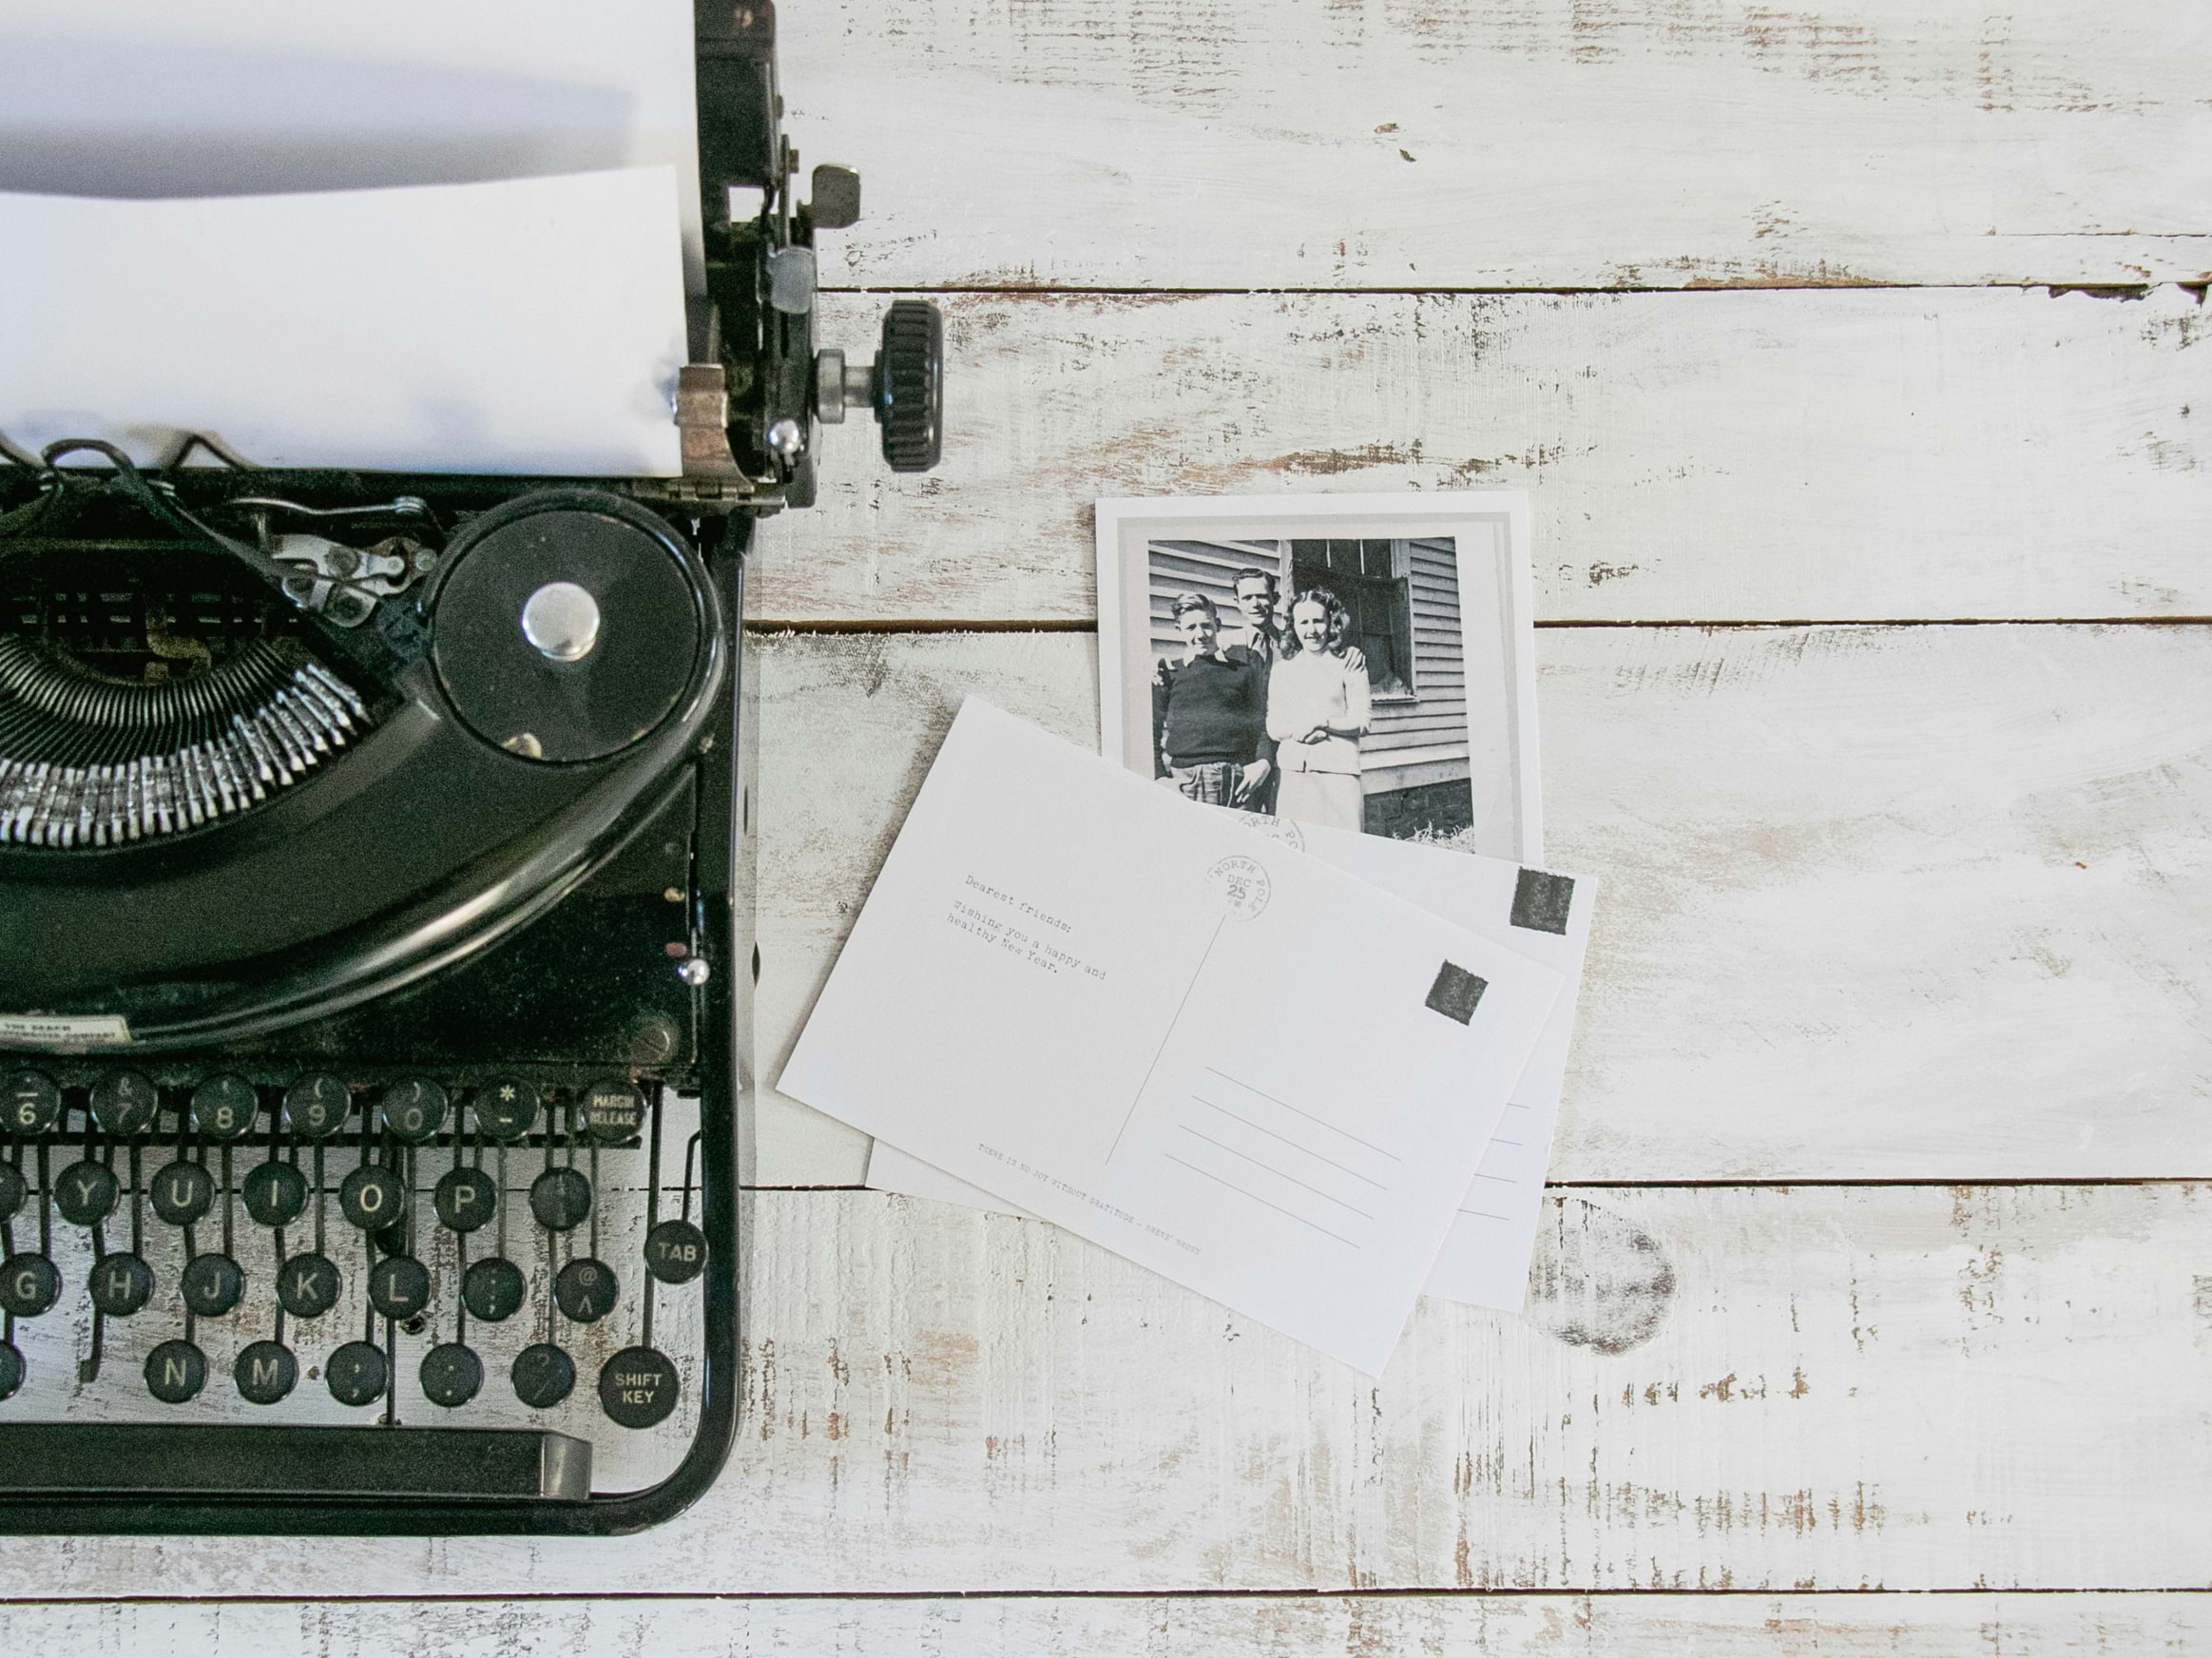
[779,699,1565,1374]
[872,817,1596,1313]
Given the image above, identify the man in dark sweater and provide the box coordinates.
[1151,591,1270,808]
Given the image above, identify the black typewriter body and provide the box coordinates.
[0,2,940,1535]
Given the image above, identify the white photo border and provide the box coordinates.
[1095,492,1543,864]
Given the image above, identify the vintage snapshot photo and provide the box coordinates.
[1095,493,1542,862]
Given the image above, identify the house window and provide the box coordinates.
[1288,539,1414,698]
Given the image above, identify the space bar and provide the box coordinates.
[0,1423,592,1501]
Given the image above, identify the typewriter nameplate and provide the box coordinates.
[0,1014,132,1049]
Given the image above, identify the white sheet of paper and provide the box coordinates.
[870,819,1597,1313]
[0,169,688,475]
[781,700,1564,1375]
[0,0,703,288]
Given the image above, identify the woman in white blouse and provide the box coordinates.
[1265,588,1371,831]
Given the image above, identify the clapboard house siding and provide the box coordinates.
[1145,536,1471,821]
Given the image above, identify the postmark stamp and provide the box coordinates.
[1207,854,1271,920]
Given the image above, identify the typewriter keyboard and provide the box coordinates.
[0,1065,711,1493]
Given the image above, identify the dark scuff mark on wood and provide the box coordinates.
[1524,1196,1678,1354]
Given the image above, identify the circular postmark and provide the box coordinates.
[1207,854,1272,921]
[1230,810,1305,854]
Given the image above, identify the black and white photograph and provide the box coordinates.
[1097,493,1541,862]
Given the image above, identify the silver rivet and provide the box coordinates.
[677,958,712,987]
[765,417,805,458]
[521,581,601,663]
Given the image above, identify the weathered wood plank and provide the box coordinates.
[9,1591,2212,1654]
[0,1185,2203,1592]
[770,287,2211,627]
[750,627,2212,1186]
[779,0,2212,291]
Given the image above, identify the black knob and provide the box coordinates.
[875,299,944,473]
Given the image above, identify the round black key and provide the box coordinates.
[0,1163,22,1226]
[0,1255,58,1317]
[0,1340,21,1401]
[325,1339,387,1407]
[338,1163,408,1230]
[282,1073,353,1140]
[368,1254,431,1321]
[234,1339,298,1404]
[242,1160,309,1227]
[554,1257,618,1322]
[420,1341,483,1407]
[145,1338,206,1403]
[150,1160,215,1227]
[0,1072,61,1137]
[54,1159,118,1227]
[89,1070,160,1137]
[511,1341,576,1408]
[473,1076,540,1142]
[188,1074,260,1143]
[379,1077,449,1144]
[599,1345,681,1429]
[529,1166,592,1232]
[88,1251,154,1317]
[277,1252,341,1319]
[644,1218,709,1285]
[181,1252,245,1317]
[462,1256,526,1322]
[578,1077,645,1145]
[434,1166,497,1233]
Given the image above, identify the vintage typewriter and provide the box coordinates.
[0,4,940,1533]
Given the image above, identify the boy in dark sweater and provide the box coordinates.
[1150,591,1270,808]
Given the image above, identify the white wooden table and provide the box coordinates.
[9,1,2210,1649]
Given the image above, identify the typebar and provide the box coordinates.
[0,1423,590,1500]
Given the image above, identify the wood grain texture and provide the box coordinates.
[8,1592,2212,1654]
[778,0,2212,290]
[750,627,2212,1186]
[0,1185,2204,1593]
[767,286,2211,627]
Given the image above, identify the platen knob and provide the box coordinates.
[875,299,944,473]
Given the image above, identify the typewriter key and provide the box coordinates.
[0,1163,21,1225]
[278,1252,341,1319]
[1,1072,61,1136]
[325,1339,387,1407]
[645,1218,709,1285]
[181,1252,245,1318]
[282,1073,353,1140]
[54,1159,118,1227]
[578,1079,645,1146]
[235,1340,298,1405]
[529,1166,592,1232]
[189,1074,260,1143]
[339,1164,408,1229]
[0,1254,60,1317]
[150,1160,215,1227]
[0,1340,20,1401]
[461,1257,525,1322]
[145,1339,206,1403]
[473,1077,540,1142]
[380,1078,449,1145]
[89,1070,160,1137]
[554,1257,618,1323]
[434,1166,497,1232]
[89,1251,154,1317]
[420,1341,484,1408]
[242,1160,309,1226]
[368,1255,431,1321]
[599,1345,680,1429]
[511,1341,576,1408]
